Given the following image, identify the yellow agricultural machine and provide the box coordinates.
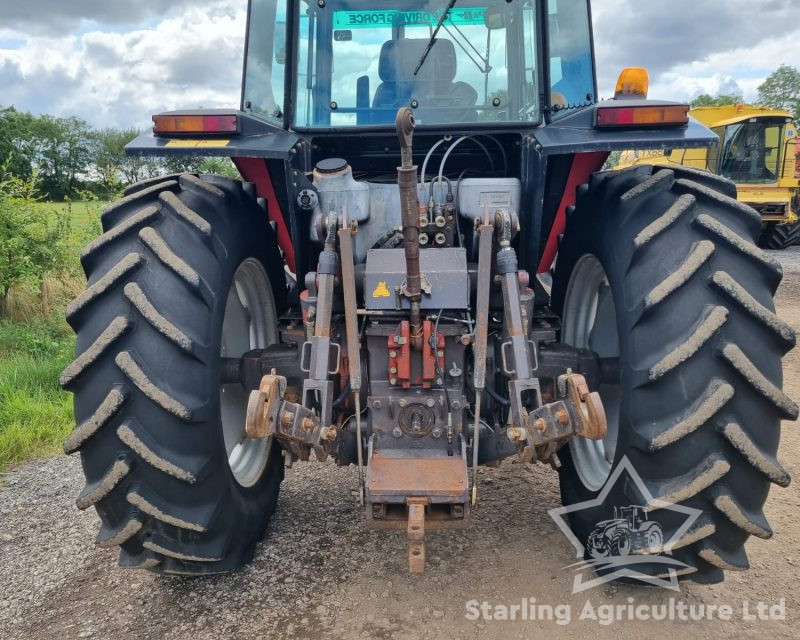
[618,104,800,248]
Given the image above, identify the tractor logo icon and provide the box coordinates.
[549,456,702,593]
[587,505,663,558]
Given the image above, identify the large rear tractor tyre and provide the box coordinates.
[552,165,797,583]
[61,174,287,574]
[759,220,800,251]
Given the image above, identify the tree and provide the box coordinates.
[88,128,136,197]
[161,155,239,178]
[690,94,743,109]
[0,106,36,179]
[28,115,92,200]
[89,127,163,188]
[120,151,161,187]
[757,65,800,120]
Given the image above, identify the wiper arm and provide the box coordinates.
[413,0,458,76]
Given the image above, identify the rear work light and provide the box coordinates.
[596,104,689,128]
[153,114,238,135]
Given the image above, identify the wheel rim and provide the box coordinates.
[220,258,278,487]
[561,254,621,492]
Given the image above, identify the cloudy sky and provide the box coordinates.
[1,0,799,129]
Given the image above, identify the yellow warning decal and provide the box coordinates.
[372,281,391,298]
[165,139,231,148]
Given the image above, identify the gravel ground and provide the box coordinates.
[2,247,800,640]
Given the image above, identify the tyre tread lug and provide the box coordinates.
[649,306,728,381]
[621,168,673,202]
[711,271,795,349]
[117,421,197,483]
[66,253,143,324]
[708,485,773,539]
[60,316,132,389]
[643,240,714,310]
[716,421,791,487]
[64,386,129,454]
[719,343,798,418]
[633,194,695,250]
[115,351,192,420]
[76,453,133,510]
[123,282,196,354]
[645,379,734,451]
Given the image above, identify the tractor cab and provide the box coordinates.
[614,505,647,530]
[705,111,796,185]
[243,0,595,129]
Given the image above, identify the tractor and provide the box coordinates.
[61,0,796,581]
[617,104,800,249]
[587,506,662,558]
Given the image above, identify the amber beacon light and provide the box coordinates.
[614,67,650,99]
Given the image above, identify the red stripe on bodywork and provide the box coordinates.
[233,157,297,273]
[537,151,609,274]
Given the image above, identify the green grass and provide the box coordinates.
[0,318,75,472]
[36,199,107,229]
[0,200,106,472]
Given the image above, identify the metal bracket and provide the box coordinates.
[507,373,607,464]
[339,218,366,504]
[299,340,340,376]
[471,218,494,504]
[246,374,335,462]
[399,274,432,297]
[407,498,427,573]
[301,215,340,428]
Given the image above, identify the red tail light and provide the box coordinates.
[596,104,689,128]
[153,113,238,135]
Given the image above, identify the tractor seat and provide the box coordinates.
[371,38,477,124]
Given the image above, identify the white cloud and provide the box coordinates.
[592,0,800,101]
[0,0,215,35]
[0,2,246,128]
[0,0,799,128]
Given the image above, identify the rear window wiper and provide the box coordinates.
[413,0,458,76]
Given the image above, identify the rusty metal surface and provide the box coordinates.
[366,451,468,500]
[471,220,494,504]
[366,505,469,531]
[506,373,608,464]
[245,373,337,463]
[338,223,361,391]
[564,373,608,441]
[387,320,444,389]
[407,498,427,573]
[338,220,365,502]
[395,108,423,349]
[245,374,286,439]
